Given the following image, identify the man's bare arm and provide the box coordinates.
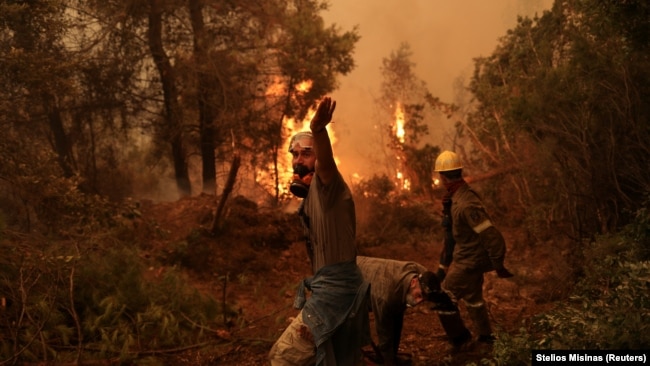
[310,97,337,185]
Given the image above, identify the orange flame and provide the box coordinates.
[394,102,409,190]
[257,78,338,197]
[265,78,286,96]
[273,110,338,196]
[295,80,313,93]
[395,102,405,144]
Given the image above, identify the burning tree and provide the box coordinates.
[235,0,359,205]
[258,79,338,201]
[376,43,455,198]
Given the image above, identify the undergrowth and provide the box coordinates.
[0,197,231,364]
[492,199,650,365]
[353,174,439,248]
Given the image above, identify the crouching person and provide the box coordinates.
[357,256,453,366]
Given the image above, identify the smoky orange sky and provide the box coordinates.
[320,0,553,181]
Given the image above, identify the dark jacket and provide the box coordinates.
[450,184,506,272]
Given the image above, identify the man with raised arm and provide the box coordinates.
[269,97,370,366]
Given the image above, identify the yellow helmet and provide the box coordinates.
[434,150,463,172]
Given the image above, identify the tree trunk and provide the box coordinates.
[211,154,241,234]
[189,0,217,195]
[148,0,191,197]
[43,93,75,179]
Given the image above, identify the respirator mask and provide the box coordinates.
[289,164,314,198]
[288,131,316,198]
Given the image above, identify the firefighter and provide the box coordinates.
[356,256,453,366]
[433,150,514,351]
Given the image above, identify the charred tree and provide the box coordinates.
[147,0,191,197]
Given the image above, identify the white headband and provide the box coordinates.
[288,131,314,152]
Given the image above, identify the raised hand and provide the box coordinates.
[310,97,336,133]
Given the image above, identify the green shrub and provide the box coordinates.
[0,238,228,364]
[492,328,536,365]
[534,259,650,349]
[495,199,650,362]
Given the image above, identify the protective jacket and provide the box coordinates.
[438,182,507,340]
[447,183,506,273]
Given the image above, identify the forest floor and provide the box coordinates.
[135,194,575,366]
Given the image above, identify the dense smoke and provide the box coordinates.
[321,0,553,180]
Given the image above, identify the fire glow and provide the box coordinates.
[276,112,338,196]
[258,78,338,198]
[394,102,409,190]
[394,102,405,144]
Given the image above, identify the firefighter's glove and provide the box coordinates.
[428,292,457,312]
[496,267,514,278]
[436,268,446,282]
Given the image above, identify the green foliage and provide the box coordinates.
[276,0,359,109]
[497,203,650,361]
[0,234,226,364]
[464,0,650,238]
[534,259,650,349]
[492,328,535,366]
[1,0,360,205]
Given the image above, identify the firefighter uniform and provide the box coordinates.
[442,183,507,341]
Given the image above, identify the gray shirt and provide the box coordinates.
[356,256,427,359]
[301,170,357,273]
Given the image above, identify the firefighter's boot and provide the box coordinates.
[437,310,471,351]
[466,303,493,343]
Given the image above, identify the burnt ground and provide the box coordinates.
[135,194,573,366]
